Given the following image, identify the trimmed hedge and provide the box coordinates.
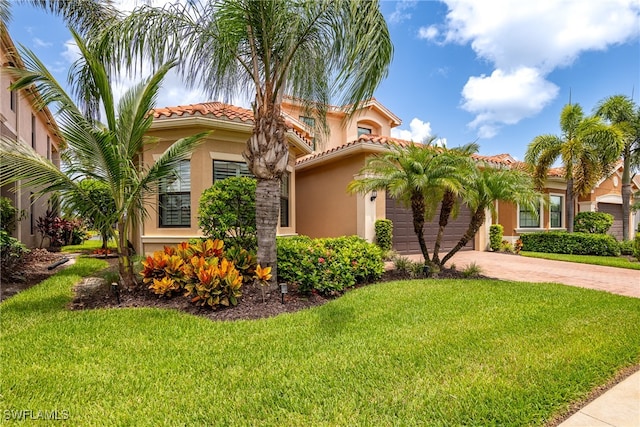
[520,231,620,256]
[374,219,393,252]
[277,235,384,295]
[574,212,614,234]
[489,224,504,252]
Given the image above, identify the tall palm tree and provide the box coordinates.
[0,29,209,288]
[595,95,640,241]
[100,0,392,283]
[440,165,541,267]
[525,103,622,232]
[347,141,465,263]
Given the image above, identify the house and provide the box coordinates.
[0,27,62,248]
[141,96,636,256]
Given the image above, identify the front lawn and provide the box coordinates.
[2,258,639,425]
[521,251,640,270]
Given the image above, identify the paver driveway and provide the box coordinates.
[441,251,640,298]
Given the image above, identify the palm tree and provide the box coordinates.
[595,95,640,241]
[0,30,209,288]
[440,165,541,267]
[525,103,622,232]
[99,0,392,283]
[347,141,466,263]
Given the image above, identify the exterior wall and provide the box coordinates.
[139,124,300,255]
[296,154,368,239]
[1,36,60,248]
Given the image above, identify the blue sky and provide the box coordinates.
[6,0,640,160]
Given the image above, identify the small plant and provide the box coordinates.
[619,240,634,256]
[393,255,413,273]
[489,224,504,251]
[574,212,614,234]
[500,240,514,253]
[374,219,393,252]
[254,264,272,303]
[462,262,483,278]
[514,239,523,254]
[0,230,29,281]
[0,196,23,233]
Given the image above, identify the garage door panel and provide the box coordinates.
[597,203,623,240]
[386,195,474,255]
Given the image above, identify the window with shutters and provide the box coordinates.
[159,160,191,227]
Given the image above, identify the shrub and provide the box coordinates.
[198,177,257,251]
[634,233,640,261]
[489,224,504,251]
[619,240,634,256]
[500,240,514,253]
[462,262,483,278]
[0,197,21,233]
[574,212,614,234]
[520,231,620,256]
[140,239,245,308]
[0,230,29,281]
[277,235,384,295]
[374,219,393,252]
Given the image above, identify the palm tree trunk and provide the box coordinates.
[411,193,430,262]
[432,190,455,265]
[621,153,631,241]
[566,177,574,233]
[441,207,485,267]
[244,101,289,286]
[117,218,135,289]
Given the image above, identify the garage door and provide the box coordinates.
[598,203,623,240]
[386,195,474,255]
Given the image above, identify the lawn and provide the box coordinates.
[2,258,640,426]
[521,251,640,270]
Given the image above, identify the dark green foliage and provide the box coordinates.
[69,179,116,248]
[277,235,384,295]
[574,212,614,234]
[619,240,635,256]
[374,219,393,252]
[521,231,621,256]
[0,230,29,281]
[198,177,257,251]
[634,233,640,261]
[0,196,21,233]
[489,224,504,251]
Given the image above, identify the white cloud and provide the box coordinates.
[391,118,434,143]
[418,25,439,41]
[389,0,418,24]
[436,0,640,139]
[61,39,81,63]
[33,37,52,48]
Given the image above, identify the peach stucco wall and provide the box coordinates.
[296,154,368,238]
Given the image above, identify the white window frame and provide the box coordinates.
[548,193,565,230]
[516,199,543,232]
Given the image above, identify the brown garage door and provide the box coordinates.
[598,203,623,240]
[386,195,474,255]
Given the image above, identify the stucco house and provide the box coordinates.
[140,96,636,256]
[0,28,62,248]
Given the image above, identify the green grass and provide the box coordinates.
[2,259,640,426]
[61,239,117,253]
[521,251,640,270]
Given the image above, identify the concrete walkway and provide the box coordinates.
[432,250,639,426]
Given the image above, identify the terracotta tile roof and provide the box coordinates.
[152,102,254,122]
[151,102,313,148]
[295,134,415,165]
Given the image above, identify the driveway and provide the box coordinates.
[413,251,639,298]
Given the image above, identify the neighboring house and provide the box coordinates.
[136,102,313,254]
[0,28,62,248]
[142,96,636,256]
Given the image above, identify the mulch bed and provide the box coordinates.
[0,249,70,302]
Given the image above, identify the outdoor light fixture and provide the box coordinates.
[370,190,378,201]
[279,283,288,304]
[111,282,120,304]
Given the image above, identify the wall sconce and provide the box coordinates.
[370,190,378,202]
[279,283,288,304]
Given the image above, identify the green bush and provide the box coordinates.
[0,196,20,233]
[500,240,514,253]
[634,233,640,261]
[574,212,614,234]
[619,240,634,256]
[277,235,384,295]
[489,224,504,251]
[520,231,620,256]
[0,230,29,281]
[374,219,393,252]
[198,177,257,251]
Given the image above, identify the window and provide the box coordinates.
[519,203,540,228]
[549,195,563,228]
[159,160,191,227]
[31,114,36,149]
[299,116,315,128]
[280,172,290,227]
[357,126,372,137]
[46,136,51,160]
[30,192,35,235]
[213,160,252,182]
[10,86,16,112]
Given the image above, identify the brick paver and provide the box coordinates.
[404,251,640,298]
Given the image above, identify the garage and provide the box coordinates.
[598,202,623,240]
[386,195,475,255]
